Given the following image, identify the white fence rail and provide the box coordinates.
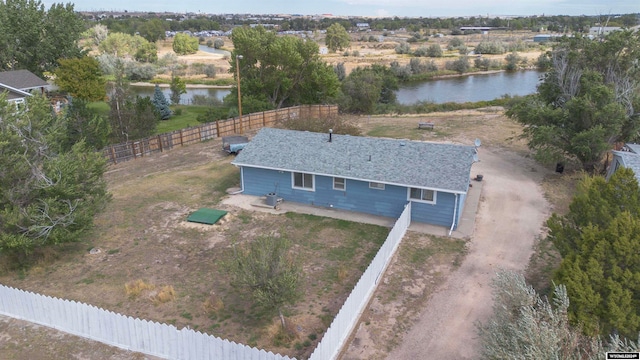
[309,202,412,360]
[0,285,293,360]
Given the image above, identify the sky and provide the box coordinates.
[53,0,638,18]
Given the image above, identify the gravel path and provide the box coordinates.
[386,148,551,359]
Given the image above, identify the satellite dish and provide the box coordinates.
[474,138,482,147]
[473,153,479,162]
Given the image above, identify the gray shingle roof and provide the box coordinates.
[232,128,476,194]
[617,151,640,184]
[0,70,48,91]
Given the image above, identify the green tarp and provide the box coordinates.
[186,208,228,225]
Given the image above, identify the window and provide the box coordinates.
[409,188,436,203]
[369,182,385,190]
[333,177,346,190]
[293,172,314,190]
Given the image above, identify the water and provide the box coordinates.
[396,70,542,104]
[131,70,542,106]
[130,86,229,104]
[197,45,231,57]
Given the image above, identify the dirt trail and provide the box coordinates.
[385,147,551,359]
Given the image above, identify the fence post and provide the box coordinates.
[157,135,163,152]
[179,129,184,146]
[132,142,137,159]
[110,146,117,165]
[215,121,220,138]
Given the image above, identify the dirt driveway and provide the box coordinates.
[342,146,551,359]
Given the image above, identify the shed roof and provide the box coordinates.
[232,128,476,194]
[0,70,48,91]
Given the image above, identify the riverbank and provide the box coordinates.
[130,82,233,89]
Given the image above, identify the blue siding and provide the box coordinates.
[410,192,457,227]
[241,166,460,226]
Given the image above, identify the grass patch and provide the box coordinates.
[152,285,176,305]
[156,105,211,134]
[367,125,422,140]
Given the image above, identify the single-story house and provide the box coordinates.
[231,128,478,229]
[607,143,640,183]
[0,69,49,105]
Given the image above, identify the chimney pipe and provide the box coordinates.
[329,128,333,142]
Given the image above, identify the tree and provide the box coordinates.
[548,168,640,338]
[506,31,640,172]
[0,0,85,77]
[339,65,398,114]
[134,42,158,63]
[0,93,110,258]
[169,75,186,105]
[54,57,107,102]
[137,18,165,43]
[225,235,302,327]
[63,98,111,151]
[108,66,160,142]
[229,26,340,109]
[84,24,108,47]
[325,23,350,52]
[98,32,149,58]
[172,32,199,55]
[477,270,640,359]
[151,84,172,120]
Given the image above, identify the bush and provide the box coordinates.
[213,38,224,49]
[474,41,506,55]
[504,52,524,71]
[445,56,470,74]
[447,37,464,50]
[413,46,428,57]
[124,61,157,81]
[395,41,411,54]
[426,44,443,57]
[390,61,412,81]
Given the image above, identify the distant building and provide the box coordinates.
[356,23,370,31]
[533,34,564,43]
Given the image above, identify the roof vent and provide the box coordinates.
[329,128,333,143]
[400,142,406,146]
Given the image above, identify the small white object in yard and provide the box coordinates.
[89,248,101,255]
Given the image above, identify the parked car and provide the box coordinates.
[222,135,249,154]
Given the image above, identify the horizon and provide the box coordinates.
[44,0,640,19]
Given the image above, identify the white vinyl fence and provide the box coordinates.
[0,285,293,360]
[308,202,412,360]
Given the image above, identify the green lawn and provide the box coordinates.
[88,102,215,135]
[156,105,211,134]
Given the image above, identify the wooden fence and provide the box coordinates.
[102,104,338,165]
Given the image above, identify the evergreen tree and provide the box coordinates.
[0,93,109,258]
[151,84,172,120]
[549,168,640,337]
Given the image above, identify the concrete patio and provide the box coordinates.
[221,178,482,239]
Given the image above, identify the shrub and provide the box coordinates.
[445,56,470,74]
[213,38,224,49]
[426,44,443,57]
[475,41,506,55]
[395,41,411,54]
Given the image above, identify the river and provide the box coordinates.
[396,70,542,104]
[131,70,542,105]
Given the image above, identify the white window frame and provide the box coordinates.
[292,172,315,191]
[333,177,346,191]
[408,187,437,204]
[369,182,385,190]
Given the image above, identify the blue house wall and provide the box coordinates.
[241,166,460,228]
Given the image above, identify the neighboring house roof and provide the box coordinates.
[232,128,477,194]
[0,83,32,101]
[0,70,48,91]
[612,149,640,184]
[624,143,640,154]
